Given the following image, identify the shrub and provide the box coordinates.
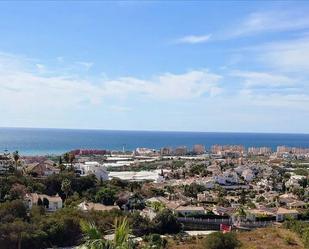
[203,232,241,249]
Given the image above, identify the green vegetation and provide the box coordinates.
[284,220,309,248]
[294,168,309,176]
[143,234,167,249]
[95,187,117,205]
[202,232,241,249]
[0,170,184,249]
[183,183,206,198]
[80,217,135,249]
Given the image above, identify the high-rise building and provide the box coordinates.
[160,147,173,156]
[174,146,187,156]
[193,144,206,154]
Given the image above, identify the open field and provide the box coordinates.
[166,228,304,249]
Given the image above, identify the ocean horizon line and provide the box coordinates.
[1,126,309,136]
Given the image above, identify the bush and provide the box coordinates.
[283,220,309,248]
[203,232,241,249]
[152,209,182,234]
[144,233,167,249]
[95,187,116,205]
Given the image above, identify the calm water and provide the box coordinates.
[0,127,309,155]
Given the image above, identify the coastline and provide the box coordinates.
[1,127,309,156]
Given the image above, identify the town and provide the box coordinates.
[0,144,308,249]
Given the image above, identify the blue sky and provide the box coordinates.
[1,1,309,133]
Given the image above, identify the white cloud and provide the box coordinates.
[230,10,309,37]
[175,34,211,44]
[0,53,222,118]
[256,36,309,73]
[232,70,296,88]
[102,70,222,99]
[237,89,309,111]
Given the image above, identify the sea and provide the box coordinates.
[0,127,309,156]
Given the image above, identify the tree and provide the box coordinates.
[2,219,32,249]
[0,200,27,220]
[7,183,27,200]
[95,188,116,205]
[80,220,107,249]
[58,156,65,171]
[80,217,134,249]
[149,201,165,212]
[69,154,75,171]
[235,206,247,222]
[63,153,70,164]
[203,232,241,249]
[239,189,247,205]
[61,178,71,199]
[12,151,20,170]
[129,212,152,237]
[152,209,182,234]
[126,193,145,210]
[128,181,141,192]
[183,183,206,198]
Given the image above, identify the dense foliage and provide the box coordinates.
[0,171,182,249]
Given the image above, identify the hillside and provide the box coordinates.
[167,228,304,249]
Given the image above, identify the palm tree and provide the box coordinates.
[80,220,111,249]
[12,150,20,170]
[113,217,132,249]
[69,153,75,171]
[61,178,71,199]
[80,217,133,249]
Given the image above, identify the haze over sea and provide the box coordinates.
[1,127,309,156]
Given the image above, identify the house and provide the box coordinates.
[134,148,157,156]
[223,170,239,184]
[197,191,215,203]
[276,207,298,221]
[75,161,109,181]
[285,178,300,189]
[287,201,307,209]
[207,164,221,175]
[78,201,120,212]
[174,206,205,216]
[25,161,60,177]
[213,174,226,185]
[242,169,254,182]
[212,206,236,217]
[148,196,183,210]
[246,208,276,222]
[235,165,247,175]
[279,193,298,205]
[195,178,215,189]
[25,193,62,211]
[213,170,239,185]
[0,153,13,174]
